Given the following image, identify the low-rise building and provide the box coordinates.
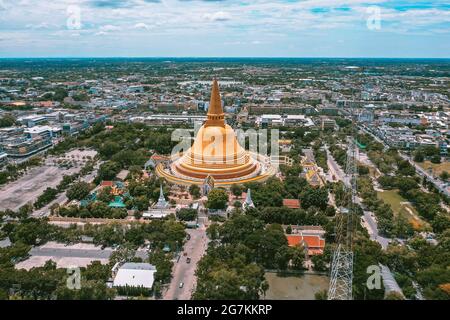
[113,262,156,291]
[282,199,301,209]
[285,226,326,256]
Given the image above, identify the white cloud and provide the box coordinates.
[0,0,448,57]
[203,11,232,22]
[99,24,122,32]
[132,22,153,30]
[25,22,57,30]
[95,31,108,36]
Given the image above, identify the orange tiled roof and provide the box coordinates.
[283,199,300,209]
[101,181,114,187]
[38,101,54,107]
[286,234,325,250]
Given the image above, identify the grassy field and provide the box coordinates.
[377,189,428,230]
[263,272,329,300]
[417,160,450,176]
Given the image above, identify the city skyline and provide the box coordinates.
[0,0,449,58]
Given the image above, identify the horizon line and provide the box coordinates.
[0,56,450,60]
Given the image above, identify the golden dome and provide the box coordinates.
[157,79,275,186]
[172,79,258,180]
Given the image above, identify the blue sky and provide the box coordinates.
[0,0,449,58]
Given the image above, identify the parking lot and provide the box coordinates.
[0,164,79,211]
[0,149,98,212]
[15,242,112,270]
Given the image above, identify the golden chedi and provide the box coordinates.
[157,79,274,187]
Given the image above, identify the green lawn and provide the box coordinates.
[377,189,427,230]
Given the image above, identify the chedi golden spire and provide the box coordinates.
[205,79,225,127]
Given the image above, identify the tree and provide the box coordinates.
[206,223,220,240]
[0,114,17,128]
[393,214,414,238]
[88,202,112,219]
[34,187,58,209]
[132,195,149,211]
[422,146,440,158]
[430,155,441,164]
[290,245,305,270]
[311,253,328,272]
[66,181,91,201]
[97,186,114,203]
[206,188,228,210]
[385,291,405,300]
[413,151,424,163]
[358,165,370,176]
[300,187,328,210]
[432,213,450,233]
[148,249,173,283]
[397,160,415,176]
[193,243,266,300]
[188,184,201,199]
[176,208,198,221]
[53,88,68,102]
[314,290,327,300]
[17,203,33,219]
[99,142,121,159]
[440,171,449,182]
[230,184,243,198]
[95,161,121,183]
[50,203,60,216]
[285,225,292,234]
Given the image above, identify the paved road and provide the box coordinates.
[303,148,315,162]
[325,145,349,186]
[362,211,390,249]
[164,227,208,300]
[399,152,450,197]
[359,124,449,197]
[326,145,391,249]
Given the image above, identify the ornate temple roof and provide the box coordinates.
[156,79,276,186]
[243,188,255,210]
[155,184,169,209]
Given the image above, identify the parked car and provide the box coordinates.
[186,257,191,264]
[179,282,184,288]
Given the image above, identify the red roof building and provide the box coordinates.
[286,234,325,256]
[101,181,114,187]
[283,199,301,209]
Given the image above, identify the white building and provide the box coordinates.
[113,263,156,290]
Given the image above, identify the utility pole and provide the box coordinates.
[328,109,358,300]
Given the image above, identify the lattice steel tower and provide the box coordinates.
[328,114,358,300]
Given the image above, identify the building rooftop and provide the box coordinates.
[286,234,325,255]
[113,263,156,289]
[283,199,301,209]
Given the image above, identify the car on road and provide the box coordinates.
[186,257,191,264]
[179,282,184,288]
